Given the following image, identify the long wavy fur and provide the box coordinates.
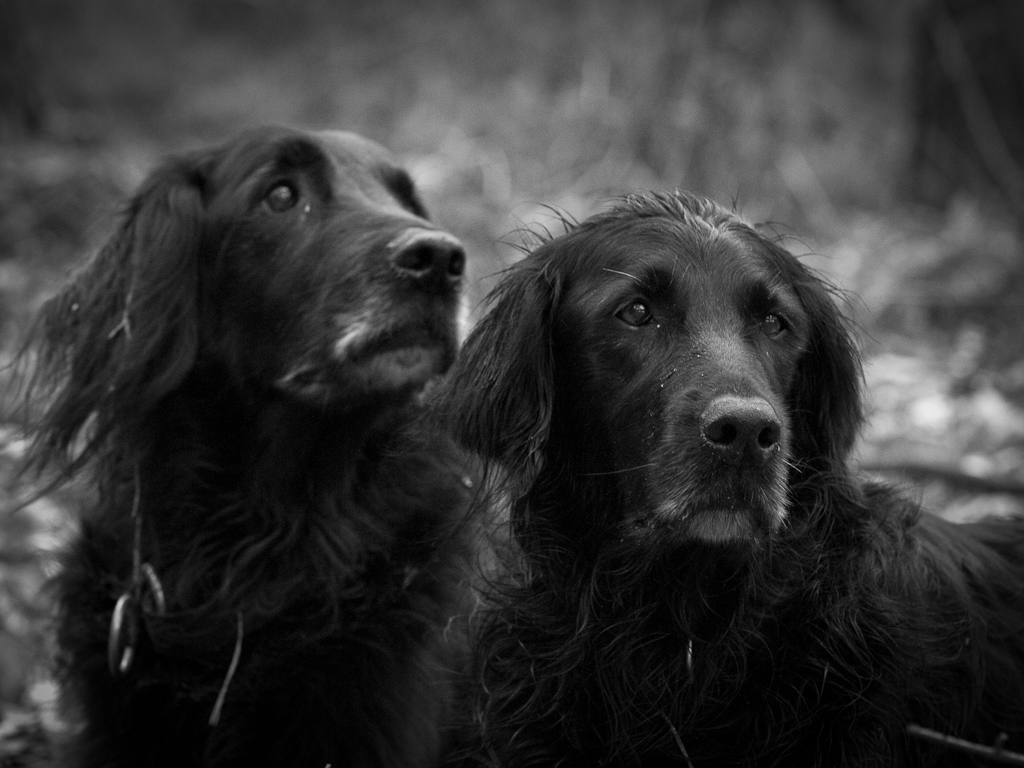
[438,191,1024,767]
[18,126,474,768]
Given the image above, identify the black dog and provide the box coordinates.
[21,126,474,767]
[438,191,1024,767]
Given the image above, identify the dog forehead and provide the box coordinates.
[207,128,407,199]
[311,130,399,172]
[577,216,761,285]
[554,216,799,328]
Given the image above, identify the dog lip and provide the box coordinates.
[345,328,445,364]
[276,321,454,401]
[274,345,448,401]
[332,319,450,364]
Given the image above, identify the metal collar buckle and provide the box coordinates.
[108,562,166,676]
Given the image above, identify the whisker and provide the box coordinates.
[582,463,658,477]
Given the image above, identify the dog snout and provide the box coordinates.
[700,395,782,468]
[389,229,466,288]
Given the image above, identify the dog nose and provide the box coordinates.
[389,230,466,287]
[700,395,782,467]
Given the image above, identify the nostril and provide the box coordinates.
[758,422,781,449]
[393,243,435,274]
[447,245,466,278]
[705,420,738,446]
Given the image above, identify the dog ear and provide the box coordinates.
[28,156,208,471]
[435,255,561,483]
[784,256,864,470]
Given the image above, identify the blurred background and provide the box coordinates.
[0,0,1023,756]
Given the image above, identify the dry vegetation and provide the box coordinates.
[0,0,1022,760]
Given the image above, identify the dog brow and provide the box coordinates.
[602,267,643,284]
[275,137,325,168]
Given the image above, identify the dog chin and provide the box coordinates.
[349,345,449,392]
[274,344,450,407]
[634,503,784,547]
[682,509,761,544]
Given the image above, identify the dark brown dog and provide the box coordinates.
[438,191,1024,767]
[22,126,474,767]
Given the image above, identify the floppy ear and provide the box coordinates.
[434,255,560,483]
[28,156,207,470]
[785,257,864,470]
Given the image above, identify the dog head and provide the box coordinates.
[440,192,861,548]
[194,127,465,405]
[29,126,465,466]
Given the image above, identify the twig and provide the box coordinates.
[907,724,1024,766]
[861,461,1024,496]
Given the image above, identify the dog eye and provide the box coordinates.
[265,182,299,212]
[616,300,653,327]
[761,313,786,337]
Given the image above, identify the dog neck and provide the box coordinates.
[102,368,428,619]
